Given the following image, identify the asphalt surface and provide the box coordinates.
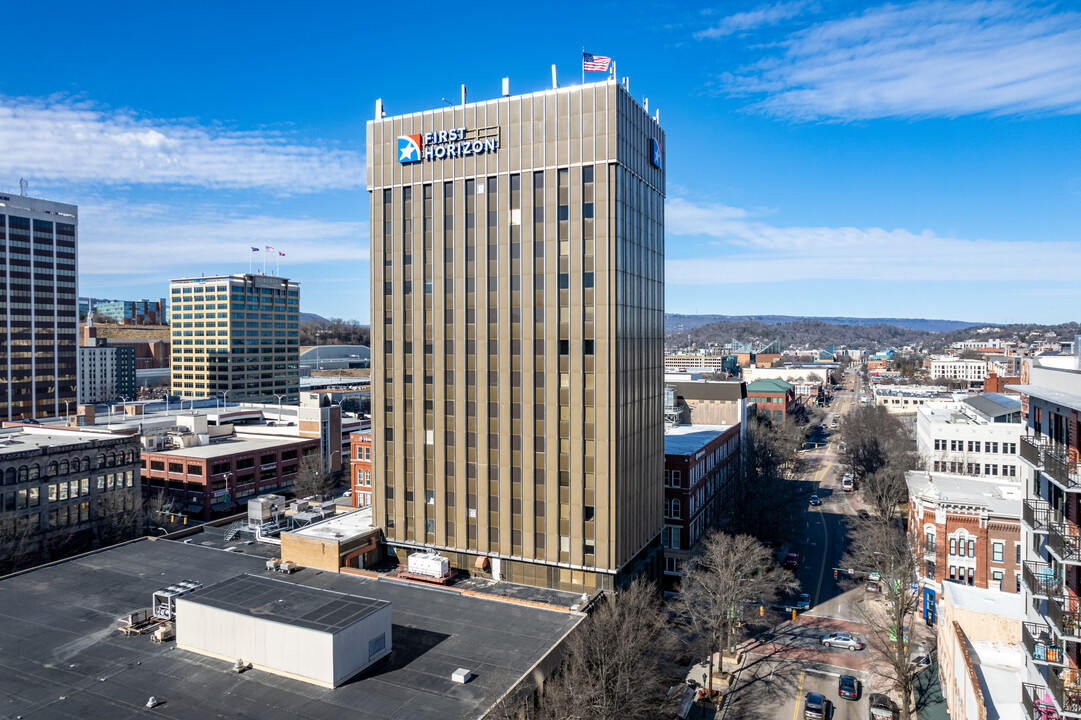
[723,369,885,720]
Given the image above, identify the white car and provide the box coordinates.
[821,632,864,650]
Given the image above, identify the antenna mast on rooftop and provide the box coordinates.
[19,178,28,196]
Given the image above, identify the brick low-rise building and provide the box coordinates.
[350,431,373,508]
[662,423,741,593]
[139,413,318,520]
[907,471,1023,601]
[746,379,797,425]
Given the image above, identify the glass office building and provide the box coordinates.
[0,194,79,421]
[367,78,665,592]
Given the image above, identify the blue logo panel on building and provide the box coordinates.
[398,135,422,164]
[651,138,662,168]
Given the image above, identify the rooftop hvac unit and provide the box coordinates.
[407,552,450,579]
[152,579,203,620]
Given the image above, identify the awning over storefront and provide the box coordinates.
[475,556,489,570]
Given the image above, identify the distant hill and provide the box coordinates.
[300,312,330,325]
[666,314,980,334]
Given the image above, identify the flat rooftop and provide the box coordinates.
[147,434,312,458]
[0,538,582,720]
[0,426,132,455]
[941,579,1024,620]
[185,573,388,633]
[905,471,1023,517]
[289,507,375,541]
[665,424,733,455]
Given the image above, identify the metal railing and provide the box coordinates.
[1024,560,1063,599]
[1050,523,1081,565]
[1022,435,1049,468]
[1022,682,1057,720]
[1046,444,1081,491]
[1048,666,1081,716]
[1025,497,1054,535]
[1025,621,1067,666]
[1050,596,1081,642]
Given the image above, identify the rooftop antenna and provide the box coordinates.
[440,97,454,106]
[551,64,557,89]
[461,84,467,105]
[19,178,28,196]
[502,77,510,97]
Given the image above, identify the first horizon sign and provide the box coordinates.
[398,128,499,164]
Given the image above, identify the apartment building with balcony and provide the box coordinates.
[1013,342,1081,720]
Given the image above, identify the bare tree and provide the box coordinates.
[842,522,921,720]
[859,466,910,523]
[680,532,798,692]
[721,417,802,545]
[293,453,336,499]
[0,515,42,575]
[500,579,675,720]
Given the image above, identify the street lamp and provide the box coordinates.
[63,400,70,424]
[273,393,288,419]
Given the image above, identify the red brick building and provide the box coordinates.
[142,435,318,520]
[662,423,741,593]
[350,431,373,508]
[746,379,797,425]
[907,471,1022,596]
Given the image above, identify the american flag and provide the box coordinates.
[583,52,611,72]
[265,245,274,252]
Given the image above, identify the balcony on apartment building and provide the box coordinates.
[1021,433,1081,491]
[1049,520,1081,566]
[1049,596,1081,643]
[1025,497,1054,536]
[1025,621,1068,668]
[1048,665,1081,718]
[1025,560,1064,599]
[1023,682,1059,720]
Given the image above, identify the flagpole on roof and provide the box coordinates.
[263,247,267,275]
[581,47,585,85]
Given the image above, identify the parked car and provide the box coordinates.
[857,509,871,520]
[868,692,895,719]
[842,474,855,491]
[821,632,865,650]
[804,692,826,720]
[809,494,822,507]
[838,674,859,700]
[784,552,800,570]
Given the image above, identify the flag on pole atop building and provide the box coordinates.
[278,252,285,257]
[582,52,611,72]
[250,246,259,252]
[265,245,274,252]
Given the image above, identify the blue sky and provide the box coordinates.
[2,0,1079,324]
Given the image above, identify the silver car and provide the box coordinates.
[820,632,864,650]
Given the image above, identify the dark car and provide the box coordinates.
[839,674,859,700]
[809,494,822,506]
[795,593,811,611]
[868,692,895,719]
[858,509,871,520]
[804,692,826,720]
[784,552,800,570]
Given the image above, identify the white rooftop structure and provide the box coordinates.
[664,424,733,455]
[289,507,375,541]
[906,471,1023,517]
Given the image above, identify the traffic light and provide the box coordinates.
[759,605,764,617]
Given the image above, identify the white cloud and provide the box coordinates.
[665,196,1081,283]
[0,94,364,191]
[695,1,811,39]
[77,200,368,276]
[721,0,1081,120]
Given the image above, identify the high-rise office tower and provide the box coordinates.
[0,193,79,421]
[169,274,300,403]
[367,78,665,592]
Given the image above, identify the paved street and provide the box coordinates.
[721,369,885,720]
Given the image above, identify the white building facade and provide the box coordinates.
[916,394,1024,480]
[78,345,118,404]
[931,357,989,384]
